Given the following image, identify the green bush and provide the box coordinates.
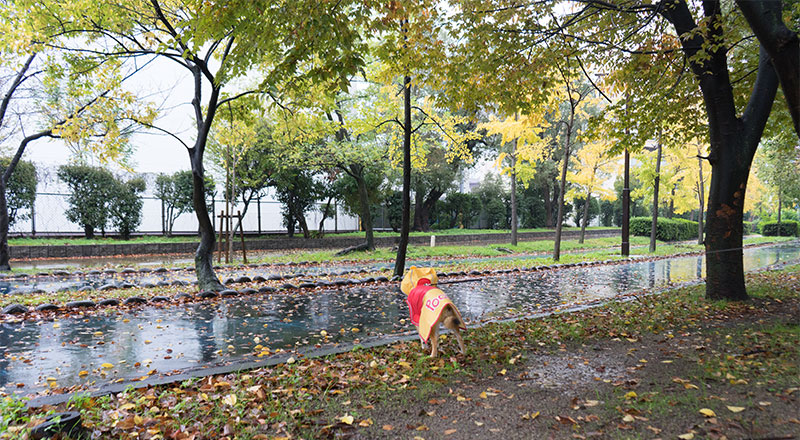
[743,221,756,234]
[630,216,699,241]
[761,221,799,236]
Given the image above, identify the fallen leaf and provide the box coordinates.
[726,406,745,413]
[678,433,694,440]
[222,394,237,406]
[444,429,457,435]
[339,415,354,425]
[382,425,393,431]
[699,408,715,417]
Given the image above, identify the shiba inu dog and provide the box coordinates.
[401,266,466,357]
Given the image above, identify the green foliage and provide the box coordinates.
[742,221,757,234]
[155,171,215,235]
[0,158,36,226]
[332,167,384,218]
[274,168,322,238]
[630,216,698,242]
[58,164,117,238]
[475,174,509,229]
[761,221,799,237]
[572,196,600,228]
[435,192,481,229]
[0,396,30,434]
[108,177,145,240]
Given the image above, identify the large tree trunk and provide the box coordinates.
[650,140,662,252]
[661,2,780,301]
[190,149,224,291]
[394,73,412,278]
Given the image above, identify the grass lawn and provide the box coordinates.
[7,226,616,246]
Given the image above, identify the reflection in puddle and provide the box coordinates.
[0,242,797,395]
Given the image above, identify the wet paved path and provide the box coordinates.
[1,242,798,397]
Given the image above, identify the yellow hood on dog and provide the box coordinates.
[400,266,438,295]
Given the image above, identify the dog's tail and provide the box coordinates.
[443,308,463,331]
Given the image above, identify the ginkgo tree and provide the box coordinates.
[566,139,617,244]
[479,109,550,245]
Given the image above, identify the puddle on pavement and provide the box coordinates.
[1,242,798,395]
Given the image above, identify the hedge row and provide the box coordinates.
[761,221,799,236]
[630,217,699,241]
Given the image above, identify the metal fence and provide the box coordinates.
[10,193,361,237]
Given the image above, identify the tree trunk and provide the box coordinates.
[542,181,553,228]
[510,154,518,246]
[417,189,443,232]
[412,186,424,231]
[554,110,574,261]
[394,74,412,278]
[579,193,590,244]
[349,169,373,249]
[661,3,781,301]
[190,148,224,291]
[84,225,95,239]
[0,181,10,270]
[776,194,782,237]
[650,140,662,252]
[697,153,705,245]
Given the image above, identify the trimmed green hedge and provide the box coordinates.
[630,217,699,241]
[761,221,799,236]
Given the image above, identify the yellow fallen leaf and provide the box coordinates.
[351,327,360,333]
[474,421,483,426]
[101,363,114,369]
[499,369,507,375]
[456,396,466,402]
[382,425,393,431]
[624,391,637,400]
[222,394,237,406]
[622,414,635,422]
[678,433,694,440]
[53,323,60,329]
[398,361,411,369]
[444,428,457,435]
[358,418,373,427]
[78,370,88,377]
[340,415,354,425]
[286,357,295,364]
[726,406,745,413]
[684,383,699,390]
[585,400,599,407]
[699,408,716,417]
[479,392,487,399]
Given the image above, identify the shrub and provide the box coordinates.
[58,165,117,238]
[743,221,756,234]
[630,216,699,241]
[761,221,799,236]
[0,158,37,227]
[109,178,146,240]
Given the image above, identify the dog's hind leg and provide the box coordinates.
[453,328,466,355]
[429,325,439,357]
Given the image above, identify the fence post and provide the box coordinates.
[31,201,36,237]
[257,196,261,235]
[161,199,166,235]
